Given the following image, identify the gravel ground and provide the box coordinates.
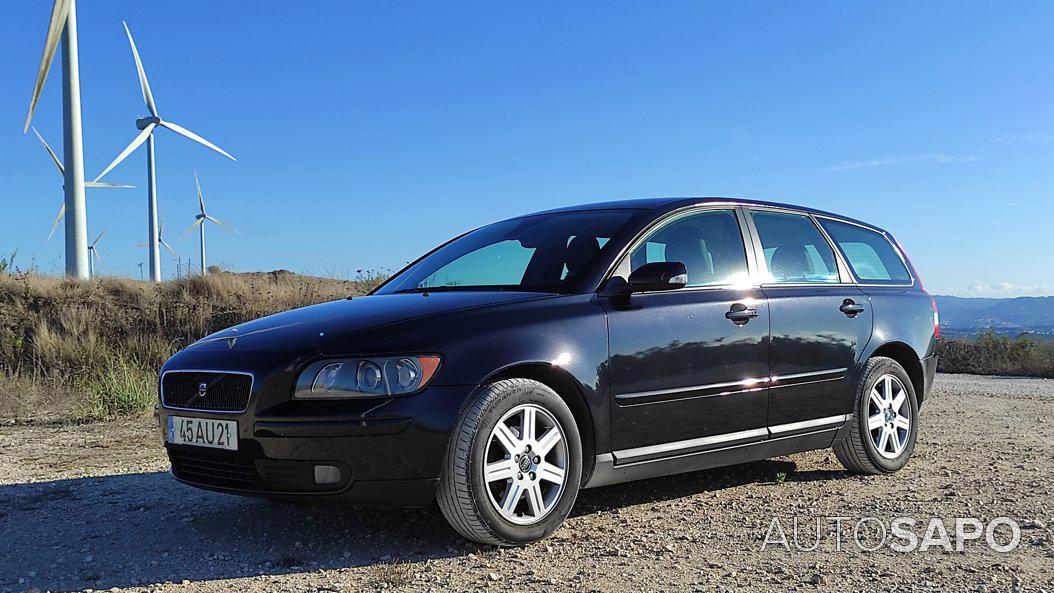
[1,373,1052,593]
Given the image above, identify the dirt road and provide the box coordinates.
[2,374,1052,593]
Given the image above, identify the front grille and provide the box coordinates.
[169,448,259,490]
[162,371,252,412]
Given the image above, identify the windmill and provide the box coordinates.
[141,217,176,254]
[24,0,90,279]
[93,21,235,283]
[86,229,106,277]
[31,127,134,241]
[188,173,230,276]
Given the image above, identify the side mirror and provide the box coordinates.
[626,262,688,293]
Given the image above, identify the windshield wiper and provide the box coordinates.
[393,286,460,293]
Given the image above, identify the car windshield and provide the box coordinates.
[375,210,636,294]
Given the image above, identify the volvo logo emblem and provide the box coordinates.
[518,455,532,472]
[198,382,208,397]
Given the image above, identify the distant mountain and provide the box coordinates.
[933,295,1054,338]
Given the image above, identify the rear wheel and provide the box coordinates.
[437,379,582,545]
[834,357,919,474]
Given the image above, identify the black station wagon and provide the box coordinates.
[159,197,939,545]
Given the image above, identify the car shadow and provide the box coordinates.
[572,458,846,515]
[0,459,847,592]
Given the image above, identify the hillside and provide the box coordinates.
[0,271,381,421]
[934,295,1054,337]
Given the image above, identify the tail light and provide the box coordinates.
[929,293,940,339]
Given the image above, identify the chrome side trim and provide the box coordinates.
[613,428,768,464]
[610,413,852,466]
[768,414,851,434]
[614,376,770,405]
[769,367,847,387]
[615,368,847,405]
[160,369,256,414]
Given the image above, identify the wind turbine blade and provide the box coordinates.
[85,181,136,189]
[204,214,223,226]
[158,121,236,161]
[194,172,205,214]
[122,21,157,117]
[93,123,155,182]
[32,127,64,175]
[160,239,177,255]
[92,229,107,247]
[47,203,65,241]
[92,247,102,262]
[25,0,73,133]
[187,218,204,231]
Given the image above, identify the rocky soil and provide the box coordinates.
[1,374,1052,593]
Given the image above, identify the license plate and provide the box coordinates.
[167,416,238,451]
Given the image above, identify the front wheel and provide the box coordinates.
[437,379,582,545]
[834,356,919,474]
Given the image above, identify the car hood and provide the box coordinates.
[184,291,554,353]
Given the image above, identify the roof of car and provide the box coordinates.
[528,197,883,233]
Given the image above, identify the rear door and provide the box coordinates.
[601,207,771,461]
[744,208,872,432]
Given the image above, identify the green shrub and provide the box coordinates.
[936,330,1054,378]
[0,250,15,274]
[78,357,157,421]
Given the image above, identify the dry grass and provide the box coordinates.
[0,270,382,422]
[366,559,415,589]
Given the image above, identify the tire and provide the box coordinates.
[834,357,919,474]
[437,378,582,545]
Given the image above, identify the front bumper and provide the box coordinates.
[159,384,474,507]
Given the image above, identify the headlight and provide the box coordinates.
[295,355,441,398]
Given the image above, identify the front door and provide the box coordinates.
[602,208,771,462]
[745,208,873,430]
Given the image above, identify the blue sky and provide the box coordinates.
[1,1,1051,296]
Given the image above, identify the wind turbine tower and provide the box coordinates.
[25,0,89,279]
[188,173,228,276]
[86,229,105,277]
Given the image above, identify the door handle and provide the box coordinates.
[725,303,758,325]
[840,299,865,317]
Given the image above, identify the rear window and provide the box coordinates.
[818,219,912,284]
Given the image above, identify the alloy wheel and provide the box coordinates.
[483,404,569,525]
[867,374,911,459]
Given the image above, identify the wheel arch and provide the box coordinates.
[868,341,925,403]
[486,362,597,485]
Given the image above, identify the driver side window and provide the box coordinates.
[624,209,749,287]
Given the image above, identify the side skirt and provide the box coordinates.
[582,427,839,489]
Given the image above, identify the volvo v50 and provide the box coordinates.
[159,197,938,545]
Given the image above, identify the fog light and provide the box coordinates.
[314,465,342,485]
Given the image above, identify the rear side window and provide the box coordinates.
[819,219,912,284]
[750,210,840,284]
